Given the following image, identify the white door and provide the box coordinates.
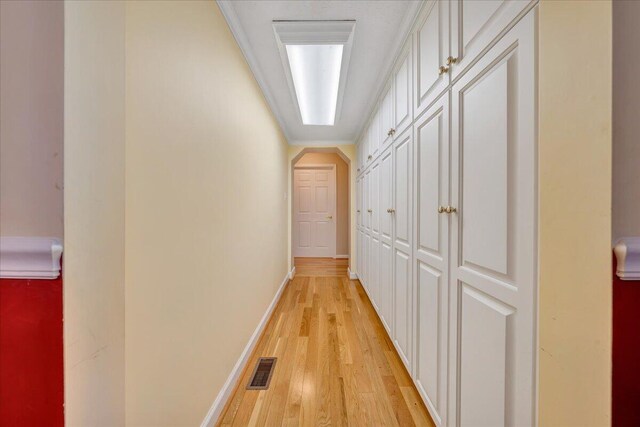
[449,12,536,427]
[369,159,381,310]
[413,94,450,427]
[381,83,394,146]
[379,145,394,335]
[449,0,533,79]
[293,166,337,258]
[393,128,413,371]
[414,0,450,119]
[394,41,413,137]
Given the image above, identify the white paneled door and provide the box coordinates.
[293,166,337,258]
[413,94,450,426]
[449,12,537,427]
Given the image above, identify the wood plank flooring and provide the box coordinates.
[218,258,434,426]
[294,257,349,277]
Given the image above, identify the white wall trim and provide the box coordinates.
[0,237,63,279]
[347,267,358,280]
[289,266,296,280]
[200,268,293,427]
[289,139,354,147]
[614,237,640,280]
[334,254,349,259]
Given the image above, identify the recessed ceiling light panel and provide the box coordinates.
[274,21,356,126]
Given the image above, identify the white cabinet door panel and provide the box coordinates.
[413,95,449,426]
[449,11,536,427]
[450,0,534,79]
[394,247,412,369]
[379,146,394,335]
[414,0,449,119]
[371,160,381,237]
[394,41,413,137]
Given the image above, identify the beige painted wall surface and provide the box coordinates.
[613,0,640,241]
[288,145,356,273]
[64,1,126,425]
[295,152,350,256]
[125,1,288,425]
[538,1,612,425]
[0,0,63,238]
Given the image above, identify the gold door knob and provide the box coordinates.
[438,206,445,213]
[445,206,457,213]
[368,209,372,213]
[390,128,396,135]
[326,215,333,219]
[446,56,458,66]
[390,208,396,213]
[439,65,449,75]
[368,155,373,160]
[357,209,361,213]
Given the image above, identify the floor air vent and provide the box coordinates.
[246,357,277,390]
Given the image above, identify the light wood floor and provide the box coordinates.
[294,257,349,277]
[218,258,434,426]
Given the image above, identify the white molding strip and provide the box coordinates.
[334,254,349,259]
[347,267,358,280]
[614,237,640,281]
[289,266,296,280]
[0,237,63,279]
[200,268,293,427]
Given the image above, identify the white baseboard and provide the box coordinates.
[289,266,296,279]
[333,254,349,259]
[200,268,293,427]
[347,267,358,280]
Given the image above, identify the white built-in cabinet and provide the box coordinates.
[356,1,538,426]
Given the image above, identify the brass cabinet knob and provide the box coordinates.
[439,65,450,75]
[445,206,457,213]
[326,215,333,219]
[357,209,361,213]
[446,56,458,66]
[368,155,373,160]
[390,208,395,213]
[367,209,372,213]
[386,208,391,213]
[438,206,445,213]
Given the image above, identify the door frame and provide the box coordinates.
[292,164,337,258]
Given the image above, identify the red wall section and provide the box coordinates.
[612,257,640,427]
[0,276,64,427]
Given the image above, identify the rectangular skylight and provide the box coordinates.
[273,20,355,127]
[286,44,343,126]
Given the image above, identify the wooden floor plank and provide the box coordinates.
[217,258,434,426]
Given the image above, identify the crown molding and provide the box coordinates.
[0,237,63,280]
[289,139,354,147]
[217,0,292,142]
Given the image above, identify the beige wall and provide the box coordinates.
[124,1,289,425]
[0,0,63,238]
[64,1,126,425]
[538,1,612,425]
[288,145,357,273]
[295,152,350,256]
[613,0,640,241]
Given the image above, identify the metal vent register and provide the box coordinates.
[246,357,277,390]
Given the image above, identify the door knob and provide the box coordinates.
[390,128,396,135]
[357,210,361,213]
[438,206,445,213]
[439,65,449,75]
[367,209,372,213]
[445,206,457,213]
[389,208,395,213]
[326,215,333,219]
[446,56,458,66]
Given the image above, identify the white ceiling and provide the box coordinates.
[218,1,420,145]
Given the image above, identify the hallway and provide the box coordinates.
[218,259,434,426]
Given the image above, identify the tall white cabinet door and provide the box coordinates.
[379,146,394,334]
[381,84,394,147]
[356,177,363,229]
[392,129,413,371]
[414,0,449,119]
[364,169,371,233]
[449,12,536,427]
[394,41,413,137]
[450,0,534,79]
[370,109,381,160]
[369,160,381,308]
[413,94,450,427]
